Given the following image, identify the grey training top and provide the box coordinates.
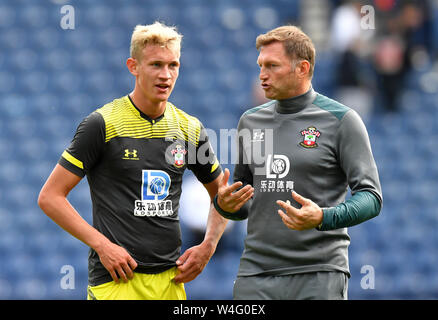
[233,87,382,277]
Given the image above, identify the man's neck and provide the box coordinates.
[129,90,166,119]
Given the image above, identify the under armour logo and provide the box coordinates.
[252,130,265,142]
[123,149,139,160]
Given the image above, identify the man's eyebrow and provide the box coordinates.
[257,57,279,65]
[148,59,180,64]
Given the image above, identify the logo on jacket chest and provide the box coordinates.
[259,154,294,193]
[299,126,321,148]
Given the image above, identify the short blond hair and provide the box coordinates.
[130,21,183,60]
[256,25,315,77]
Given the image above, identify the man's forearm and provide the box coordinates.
[318,191,382,231]
[201,204,229,255]
[38,193,109,252]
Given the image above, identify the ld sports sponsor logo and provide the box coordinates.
[134,170,173,217]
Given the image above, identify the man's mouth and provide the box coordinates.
[261,83,270,90]
[156,84,170,91]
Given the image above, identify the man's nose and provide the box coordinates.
[159,66,171,79]
[259,68,268,81]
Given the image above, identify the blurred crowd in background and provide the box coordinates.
[0,0,437,299]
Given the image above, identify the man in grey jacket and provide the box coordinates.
[214,25,382,299]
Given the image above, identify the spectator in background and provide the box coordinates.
[372,0,432,112]
[372,33,406,112]
[331,0,432,114]
[330,0,375,120]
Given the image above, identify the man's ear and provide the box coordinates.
[296,60,310,79]
[126,57,139,76]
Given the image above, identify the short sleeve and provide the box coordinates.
[187,123,222,184]
[233,116,253,186]
[58,111,106,178]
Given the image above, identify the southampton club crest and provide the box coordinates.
[171,144,187,168]
[300,126,321,148]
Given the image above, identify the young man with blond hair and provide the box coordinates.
[38,22,251,300]
[215,25,382,299]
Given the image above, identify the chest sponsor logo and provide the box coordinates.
[134,170,173,217]
[260,154,294,193]
[266,154,290,179]
[299,126,321,148]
